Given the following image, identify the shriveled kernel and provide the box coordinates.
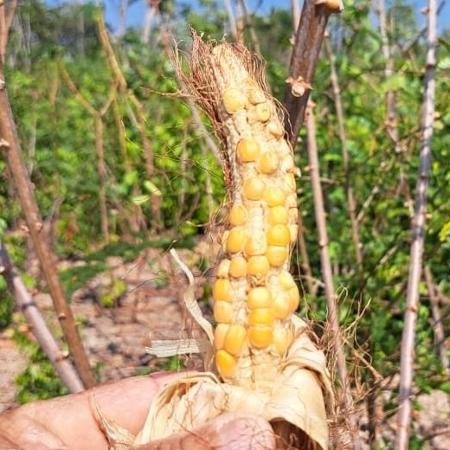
[214,324,229,350]
[244,232,267,256]
[289,224,299,243]
[271,292,291,319]
[223,324,247,355]
[284,172,296,190]
[279,271,296,289]
[237,139,260,163]
[247,256,270,278]
[227,227,247,253]
[248,88,266,105]
[257,152,279,176]
[267,224,290,246]
[222,88,246,114]
[248,325,273,348]
[268,206,289,225]
[263,186,286,207]
[273,327,294,355]
[214,301,233,323]
[288,207,299,223]
[255,103,271,122]
[216,259,231,278]
[249,308,274,326]
[288,285,300,312]
[247,287,272,309]
[216,349,237,378]
[213,279,232,302]
[229,204,248,226]
[243,177,265,201]
[229,256,247,278]
[266,246,288,267]
[267,120,284,138]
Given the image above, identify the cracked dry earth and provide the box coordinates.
[0,241,449,449]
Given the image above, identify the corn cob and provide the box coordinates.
[205,44,301,393]
[97,34,333,450]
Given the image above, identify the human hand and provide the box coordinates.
[0,372,275,450]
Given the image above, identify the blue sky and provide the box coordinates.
[46,0,449,35]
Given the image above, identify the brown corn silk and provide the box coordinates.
[98,35,332,450]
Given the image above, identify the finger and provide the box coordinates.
[5,372,185,450]
[138,412,276,450]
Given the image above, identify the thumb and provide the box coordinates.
[138,412,276,450]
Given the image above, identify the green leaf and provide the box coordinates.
[131,194,150,205]
[143,180,162,196]
[439,221,450,242]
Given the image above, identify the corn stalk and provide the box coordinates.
[395,0,437,447]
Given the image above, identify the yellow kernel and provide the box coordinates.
[247,255,270,278]
[266,246,288,267]
[216,259,230,278]
[227,227,247,253]
[273,327,294,355]
[244,232,267,256]
[255,103,271,122]
[267,224,290,246]
[214,324,229,350]
[267,120,284,138]
[268,206,289,225]
[248,88,266,105]
[237,139,260,163]
[223,324,247,355]
[247,287,272,309]
[289,224,298,243]
[229,204,248,226]
[248,325,273,348]
[214,301,233,323]
[243,177,265,201]
[229,256,247,278]
[263,186,286,207]
[249,308,274,326]
[222,88,246,114]
[257,152,280,174]
[271,291,291,319]
[213,279,232,302]
[216,349,237,378]
[279,271,296,289]
[288,285,300,312]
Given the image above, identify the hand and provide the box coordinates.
[0,372,275,450]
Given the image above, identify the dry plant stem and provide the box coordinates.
[325,38,363,271]
[297,208,315,295]
[395,0,437,447]
[376,0,399,149]
[223,0,238,39]
[97,15,160,229]
[424,266,449,375]
[305,104,361,448]
[0,65,95,388]
[236,0,261,55]
[284,0,342,145]
[60,66,117,241]
[0,0,17,63]
[291,0,301,32]
[0,242,84,393]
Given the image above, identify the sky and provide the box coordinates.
[45,0,450,35]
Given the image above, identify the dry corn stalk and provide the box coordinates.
[98,34,333,450]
